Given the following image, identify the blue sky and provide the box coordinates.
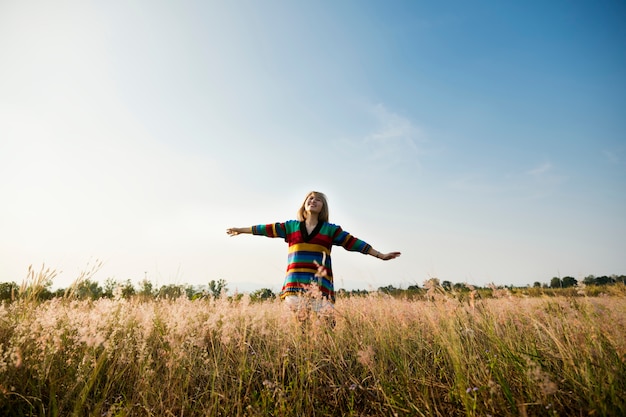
[1,0,624,292]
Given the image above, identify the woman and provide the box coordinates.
[226,191,401,313]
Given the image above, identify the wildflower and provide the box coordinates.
[11,348,22,368]
[488,379,500,395]
[526,357,558,396]
[357,345,375,368]
[461,327,475,337]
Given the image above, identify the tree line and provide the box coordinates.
[0,273,624,303]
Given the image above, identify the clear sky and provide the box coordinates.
[1,0,625,292]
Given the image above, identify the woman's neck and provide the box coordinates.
[305,213,319,227]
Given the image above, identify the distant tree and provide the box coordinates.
[138,279,154,298]
[157,284,184,299]
[184,285,197,299]
[208,279,228,299]
[561,276,577,288]
[550,277,562,288]
[74,279,104,299]
[103,278,118,298]
[0,282,18,302]
[533,282,542,288]
[121,280,135,298]
[595,276,613,285]
[442,281,452,290]
[583,275,596,285]
[378,285,397,294]
[250,288,275,302]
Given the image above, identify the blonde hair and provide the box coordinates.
[297,191,329,223]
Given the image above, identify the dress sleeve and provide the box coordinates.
[251,223,287,239]
[331,225,372,254]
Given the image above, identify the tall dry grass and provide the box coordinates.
[1,286,625,416]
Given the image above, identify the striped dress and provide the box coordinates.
[252,220,372,302]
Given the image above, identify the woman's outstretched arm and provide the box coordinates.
[367,247,401,261]
[226,227,252,236]
[229,223,288,239]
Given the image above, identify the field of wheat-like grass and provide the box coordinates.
[1,289,625,417]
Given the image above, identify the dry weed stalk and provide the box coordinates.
[423,277,446,301]
[63,259,104,299]
[487,282,511,299]
[19,264,58,301]
[465,282,477,312]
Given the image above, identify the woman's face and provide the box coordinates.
[305,194,324,214]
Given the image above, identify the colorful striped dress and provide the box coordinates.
[252,220,372,302]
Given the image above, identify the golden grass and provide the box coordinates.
[1,289,625,416]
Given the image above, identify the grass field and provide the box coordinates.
[1,284,625,416]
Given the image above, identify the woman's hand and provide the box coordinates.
[380,251,402,261]
[313,253,329,278]
[369,248,402,261]
[226,227,250,236]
